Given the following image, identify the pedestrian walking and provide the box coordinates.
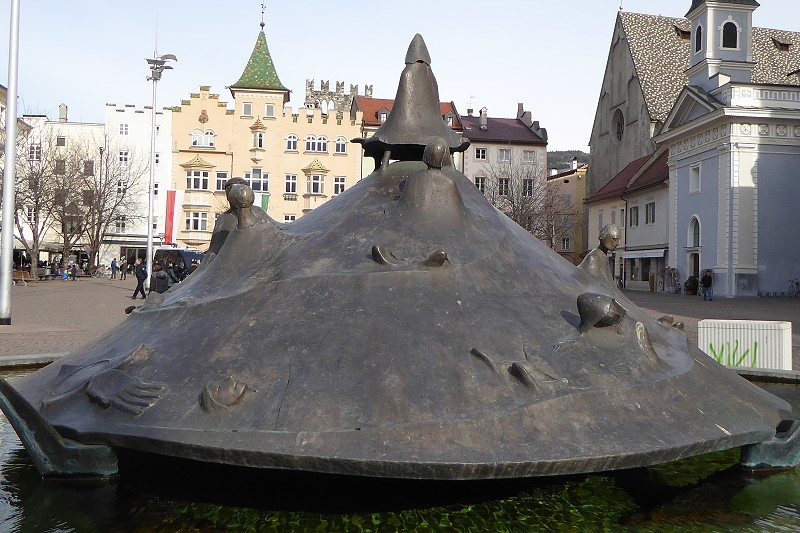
[110,258,118,279]
[120,258,127,280]
[701,269,713,301]
[131,258,147,299]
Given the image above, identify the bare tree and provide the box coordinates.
[79,140,148,270]
[480,151,576,249]
[12,128,64,279]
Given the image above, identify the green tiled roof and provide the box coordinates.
[231,30,288,92]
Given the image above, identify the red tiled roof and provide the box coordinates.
[585,153,650,203]
[460,115,546,145]
[628,151,668,193]
[353,96,462,130]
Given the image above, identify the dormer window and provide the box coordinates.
[721,20,739,49]
[772,37,791,52]
[694,25,703,53]
[675,25,691,40]
[377,108,390,123]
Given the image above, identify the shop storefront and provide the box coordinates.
[622,249,666,291]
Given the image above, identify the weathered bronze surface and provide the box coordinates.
[0,34,797,480]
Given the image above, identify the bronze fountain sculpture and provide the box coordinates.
[0,34,797,481]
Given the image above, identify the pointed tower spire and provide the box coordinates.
[230,18,289,103]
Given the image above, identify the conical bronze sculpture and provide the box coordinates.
[0,34,798,481]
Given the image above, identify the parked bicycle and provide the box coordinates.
[90,266,112,279]
[789,279,800,298]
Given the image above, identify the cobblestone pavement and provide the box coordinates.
[1,278,798,370]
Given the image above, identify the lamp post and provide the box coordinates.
[144,53,176,287]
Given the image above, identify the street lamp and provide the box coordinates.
[145,53,176,287]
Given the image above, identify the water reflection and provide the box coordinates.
[0,373,798,533]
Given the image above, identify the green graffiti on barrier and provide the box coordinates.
[707,340,758,367]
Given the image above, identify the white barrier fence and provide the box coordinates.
[698,319,792,371]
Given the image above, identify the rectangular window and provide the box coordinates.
[498,177,510,196]
[186,170,209,190]
[265,103,275,117]
[308,174,324,195]
[474,176,486,194]
[645,202,656,224]
[215,171,229,191]
[118,150,129,167]
[598,212,603,229]
[83,160,94,176]
[117,179,127,196]
[28,144,41,161]
[55,159,66,175]
[561,237,571,250]
[689,163,701,193]
[25,206,35,225]
[154,152,160,168]
[115,216,127,233]
[56,136,66,147]
[185,211,208,231]
[246,168,268,192]
[153,183,159,197]
[284,214,296,222]
[523,179,533,197]
[242,102,253,116]
[285,174,297,193]
[119,123,129,135]
[523,150,535,163]
[83,189,94,206]
[611,210,616,225]
[334,176,346,195]
[562,193,572,205]
[629,206,639,227]
[498,149,511,162]
[475,148,486,160]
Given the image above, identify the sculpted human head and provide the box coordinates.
[598,224,621,252]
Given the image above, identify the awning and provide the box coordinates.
[622,249,666,259]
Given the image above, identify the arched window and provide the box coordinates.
[305,135,316,152]
[191,129,203,146]
[335,137,347,154]
[613,109,624,142]
[317,136,328,153]
[722,21,738,49]
[286,134,298,151]
[255,132,264,149]
[695,25,703,53]
[204,130,215,148]
[690,217,701,248]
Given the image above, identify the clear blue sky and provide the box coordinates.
[2,0,799,151]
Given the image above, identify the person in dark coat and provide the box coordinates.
[120,258,128,280]
[149,262,170,294]
[110,258,118,279]
[131,258,147,299]
[701,269,713,301]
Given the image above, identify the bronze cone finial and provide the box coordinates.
[355,34,468,167]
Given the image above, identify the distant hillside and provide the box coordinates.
[548,150,589,172]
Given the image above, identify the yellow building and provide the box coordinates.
[167,26,363,248]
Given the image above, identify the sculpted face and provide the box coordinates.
[599,225,621,251]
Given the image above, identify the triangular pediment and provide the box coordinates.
[302,159,329,173]
[661,85,724,134]
[180,155,215,169]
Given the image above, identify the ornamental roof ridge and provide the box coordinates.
[303,159,329,173]
[180,155,215,169]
